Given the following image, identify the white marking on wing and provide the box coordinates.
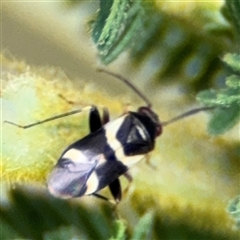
[85,171,99,195]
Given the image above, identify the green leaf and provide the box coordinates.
[92,0,143,64]
[227,195,240,229]
[197,53,240,134]
[196,90,218,106]
[224,0,240,36]
[208,102,240,135]
[223,53,240,73]
[226,75,240,89]
[109,220,127,240]
[109,212,154,240]
[44,226,80,240]
[0,219,20,240]
[131,211,154,240]
[196,88,240,107]
[92,0,114,45]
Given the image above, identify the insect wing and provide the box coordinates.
[48,158,97,199]
[48,128,112,198]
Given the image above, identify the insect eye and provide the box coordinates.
[57,158,74,168]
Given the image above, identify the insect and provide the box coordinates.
[5,69,213,203]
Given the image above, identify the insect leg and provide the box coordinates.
[122,172,133,197]
[145,154,157,170]
[58,94,87,106]
[108,178,122,203]
[58,94,76,105]
[91,193,121,219]
[89,106,102,132]
[89,106,110,132]
[102,107,110,124]
[91,193,115,204]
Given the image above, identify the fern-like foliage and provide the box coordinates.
[223,0,240,37]
[197,53,240,134]
[92,0,146,64]
[90,0,237,90]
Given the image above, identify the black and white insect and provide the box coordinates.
[5,69,212,203]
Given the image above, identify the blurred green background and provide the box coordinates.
[1,1,240,239]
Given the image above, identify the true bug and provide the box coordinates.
[5,69,213,203]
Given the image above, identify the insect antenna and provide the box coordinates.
[98,68,152,108]
[4,107,92,129]
[162,106,215,126]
